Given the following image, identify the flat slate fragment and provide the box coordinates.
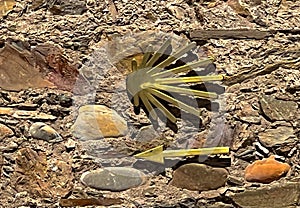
[190,29,272,40]
[230,182,300,208]
[260,95,298,121]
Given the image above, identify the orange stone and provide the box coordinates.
[245,155,290,183]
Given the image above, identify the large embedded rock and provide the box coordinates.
[72,105,128,140]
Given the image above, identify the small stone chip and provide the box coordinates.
[29,122,62,142]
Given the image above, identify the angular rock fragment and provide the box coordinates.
[0,39,89,93]
[0,107,14,115]
[258,126,296,147]
[12,110,57,120]
[260,95,298,121]
[245,155,290,183]
[134,125,160,142]
[0,40,54,91]
[0,123,14,140]
[230,182,300,208]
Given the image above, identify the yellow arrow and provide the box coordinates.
[134,145,230,164]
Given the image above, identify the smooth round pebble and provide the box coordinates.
[80,167,145,191]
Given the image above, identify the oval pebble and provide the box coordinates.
[80,167,145,191]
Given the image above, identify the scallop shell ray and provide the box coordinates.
[83,31,225,132]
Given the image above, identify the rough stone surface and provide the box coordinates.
[13,147,73,198]
[80,167,145,191]
[0,41,55,91]
[31,0,87,15]
[258,126,296,147]
[230,182,300,208]
[260,95,298,121]
[134,125,160,142]
[0,0,300,207]
[72,105,128,140]
[0,0,16,18]
[0,123,14,139]
[12,110,57,120]
[236,101,261,124]
[245,155,290,183]
[29,122,62,142]
[170,163,228,191]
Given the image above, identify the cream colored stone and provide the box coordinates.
[72,105,128,140]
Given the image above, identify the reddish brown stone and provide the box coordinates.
[0,123,14,140]
[245,155,290,183]
[170,163,228,191]
[13,147,73,198]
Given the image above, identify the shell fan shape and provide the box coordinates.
[123,37,225,132]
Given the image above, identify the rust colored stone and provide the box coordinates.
[245,155,290,183]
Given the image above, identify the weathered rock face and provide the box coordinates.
[258,126,296,147]
[31,0,87,15]
[236,101,261,124]
[72,105,128,140]
[134,125,160,142]
[0,41,54,91]
[260,95,298,121]
[170,163,228,191]
[80,167,145,191]
[12,147,73,198]
[0,0,16,18]
[230,181,300,208]
[245,155,290,183]
[0,123,14,140]
[0,39,89,93]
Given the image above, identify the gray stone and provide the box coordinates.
[258,126,296,147]
[80,167,145,191]
[260,95,298,121]
[170,163,228,191]
[134,125,160,142]
[29,122,62,142]
[72,105,128,140]
[230,182,300,208]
